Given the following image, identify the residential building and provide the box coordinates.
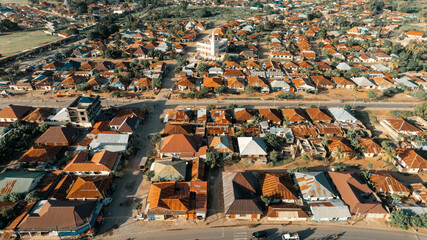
[294,172,336,201]
[62,150,121,176]
[160,134,202,158]
[222,172,262,220]
[149,159,187,181]
[67,95,102,127]
[0,104,32,123]
[369,172,411,197]
[237,137,267,160]
[329,172,388,218]
[0,171,45,196]
[35,126,78,146]
[196,32,228,60]
[146,181,207,220]
[16,200,101,238]
[259,172,299,204]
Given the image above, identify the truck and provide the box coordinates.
[282,232,299,240]
[139,156,148,171]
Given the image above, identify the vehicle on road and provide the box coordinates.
[282,232,299,240]
[102,197,113,206]
[252,230,268,238]
[139,156,148,171]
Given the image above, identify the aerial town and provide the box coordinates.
[0,0,426,239]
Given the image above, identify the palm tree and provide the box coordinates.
[332,147,345,162]
[388,58,399,70]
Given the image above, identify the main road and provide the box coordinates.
[0,97,418,110]
[102,224,427,240]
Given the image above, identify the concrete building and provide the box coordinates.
[67,95,102,127]
[196,32,228,60]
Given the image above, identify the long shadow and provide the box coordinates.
[98,99,175,236]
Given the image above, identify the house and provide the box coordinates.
[294,172,336,201]
[208,136,234,158]
[381,117,423,139]
[369,172,411,197]
[332,77,355,89]
[291,78,315,91]
[62,150,121,176]
[358,138,382,157]
[266,205,309,221]
[247,76,270,92]
[234,108,254,123]
[129,78,151,91]
[35,126,78,146]
[328,138,354,159]
[411,183,427,204]
[146,181,207,220]
[0,104,32,122]
[351,77,377,89]
[237,137,267,160]
[327,108,358,123]
[177,77,196,90]
[336,63,351,71]
[258,108,282,124]
[395,148,427,173]
[163,123,194,135]
[149,159,187,181]
[203,77,222,88]
[270,78,291,91]
[222,172,262,220]
[87,133,129,153]
[227,77,246,91]
[259,172,299,204]
[308,199,351,221]
[109,117,139,134]
[329,172,388,218]
[0,171,45,196]
[372,50,391,61]
[165,109,193,123]
[16,200,101,237]
[18,146,62,164]
[310,76,335,89]
[66,176,112,200]
[306,108,333,123]
[281,108,310,124]
[22,108,54,123]
[406,31,425,40]
[160,134,202,158]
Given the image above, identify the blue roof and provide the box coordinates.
[78,97,95,104]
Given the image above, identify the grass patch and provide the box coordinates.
[391,110,414,118]
[145,6,267,23]
[0,30,61,56]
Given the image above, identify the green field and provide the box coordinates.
[0,30,62,56]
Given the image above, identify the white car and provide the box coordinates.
[282,232,299,240]
[102,197,113,206]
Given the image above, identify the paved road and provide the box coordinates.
[0,97,418,110]
[102,224,427,240]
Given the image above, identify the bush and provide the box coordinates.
[367,90,378,100]
[214,86,227,94]
[382,87,399,97]
[25,190,42,202]
[151,133,162,144]
[414,102,427,118]
[410,88,427,100]
[276,91,296,99]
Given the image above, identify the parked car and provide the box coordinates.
[252,230,268,239]
[102,197,113,206]
[282,232,299,240]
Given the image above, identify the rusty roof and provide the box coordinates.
[260,172,298,200]
[370,172,410,194]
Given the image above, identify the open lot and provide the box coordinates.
[0,0,28,5]
[0,30,61,56]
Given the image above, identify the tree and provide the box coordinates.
[301,154,310,161]
[76,83,92,92]
[391,210,410,230]
[8,193,22,202]
[151,133,162,144]
[151,78,161,90]
[214,86,226,94]
[235,130,245,137]
[264,133,282,151]
[367,90,378,100]
[414,102,427,118]
[226,104,237,110]
[39,122,49,133]
[251,114,263,124]
[269,150,279,163]
[381,141,396,162]
[25,190,42,202]
[367,163,373,170]
[196,63,210,73]
[206,104,216,110]
[260,195,271,207]
[411,88,427,100]
[205,150,221,169]
[332,147,345,162]
[276,91,296,99]
[1,207,17,222]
